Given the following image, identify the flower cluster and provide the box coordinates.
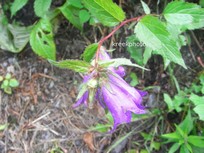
[74,47,147,131]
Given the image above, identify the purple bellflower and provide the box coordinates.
[74,47,147,131]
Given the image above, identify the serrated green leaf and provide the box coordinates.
[193,104,204,121]
[82,43,98,62]
[9,79,19,87]
[60,2,82,30]
[188,136,204,148]
[99,58,148,70]
[34,0,52,17]
[30,18,56,60]
[49,59,91,73]
[141,0,150,14]
[10,0,28,17]
[134,15,186,68]
[163,1,204,30]
[79,10,90,24]
[83,0,125,26]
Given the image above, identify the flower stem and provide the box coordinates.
[95,16,143,68]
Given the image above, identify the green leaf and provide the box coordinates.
[188,136,204,148]
[34,0,52,17]
[126,35,144,66]
[8,25,32,52]
[140,0,150,14]
[180,144,190,153]
[82,43,98,62]
[89,123,112,133]
[143,47,152,65]
[0,15,32,53]
[60,2,82,30]
[164,93,174,111]
[151,141,160,151]
[130,72,139,86]
[4,87,12,94]
[83,0,125,26]
[79,10,90,24]
[30,18,56,60]
[162,132,181,141]
[69,0,83,8]
[10,0,28,17]
[0,124,8,131]
[190,94,204,105]
[3,80,9,87]
[99,58,148,70]
[163,1,204,30]
[49,59,91,73]
[169,143,180,153]
[9,79,19,87]
[179,110,193,135]
[5,73,11,80]
[193,104,204,121]
[134,15,186,68]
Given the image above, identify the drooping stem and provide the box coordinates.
[95,16,142,68]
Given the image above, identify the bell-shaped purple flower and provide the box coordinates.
[74,47,147,131]
[99,71,146,130]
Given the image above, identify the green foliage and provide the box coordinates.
[0,13,32,53]
[162,122,204,153]
[135,15,186,68]
[82,43,98,62]
[126,35,144,66]
[190,94,204,121]
[129,72,139,86]
[163,1,204,31]
[60,1,84,30]
[140,0,150,14]
[49,59,91,73]
[34,0,52,17]
[10,0,28,17]
[30,18,56,60]
[0,73,19,94]
[83,0,125,26]
[99,58,148,70]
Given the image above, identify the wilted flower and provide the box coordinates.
[74,47,146,131]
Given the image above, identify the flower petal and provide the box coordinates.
[73,91,88,108]
[101,81,146,130]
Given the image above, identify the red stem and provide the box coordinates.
[95,16,142,68]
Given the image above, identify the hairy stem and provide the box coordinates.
[95,16,142,68]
